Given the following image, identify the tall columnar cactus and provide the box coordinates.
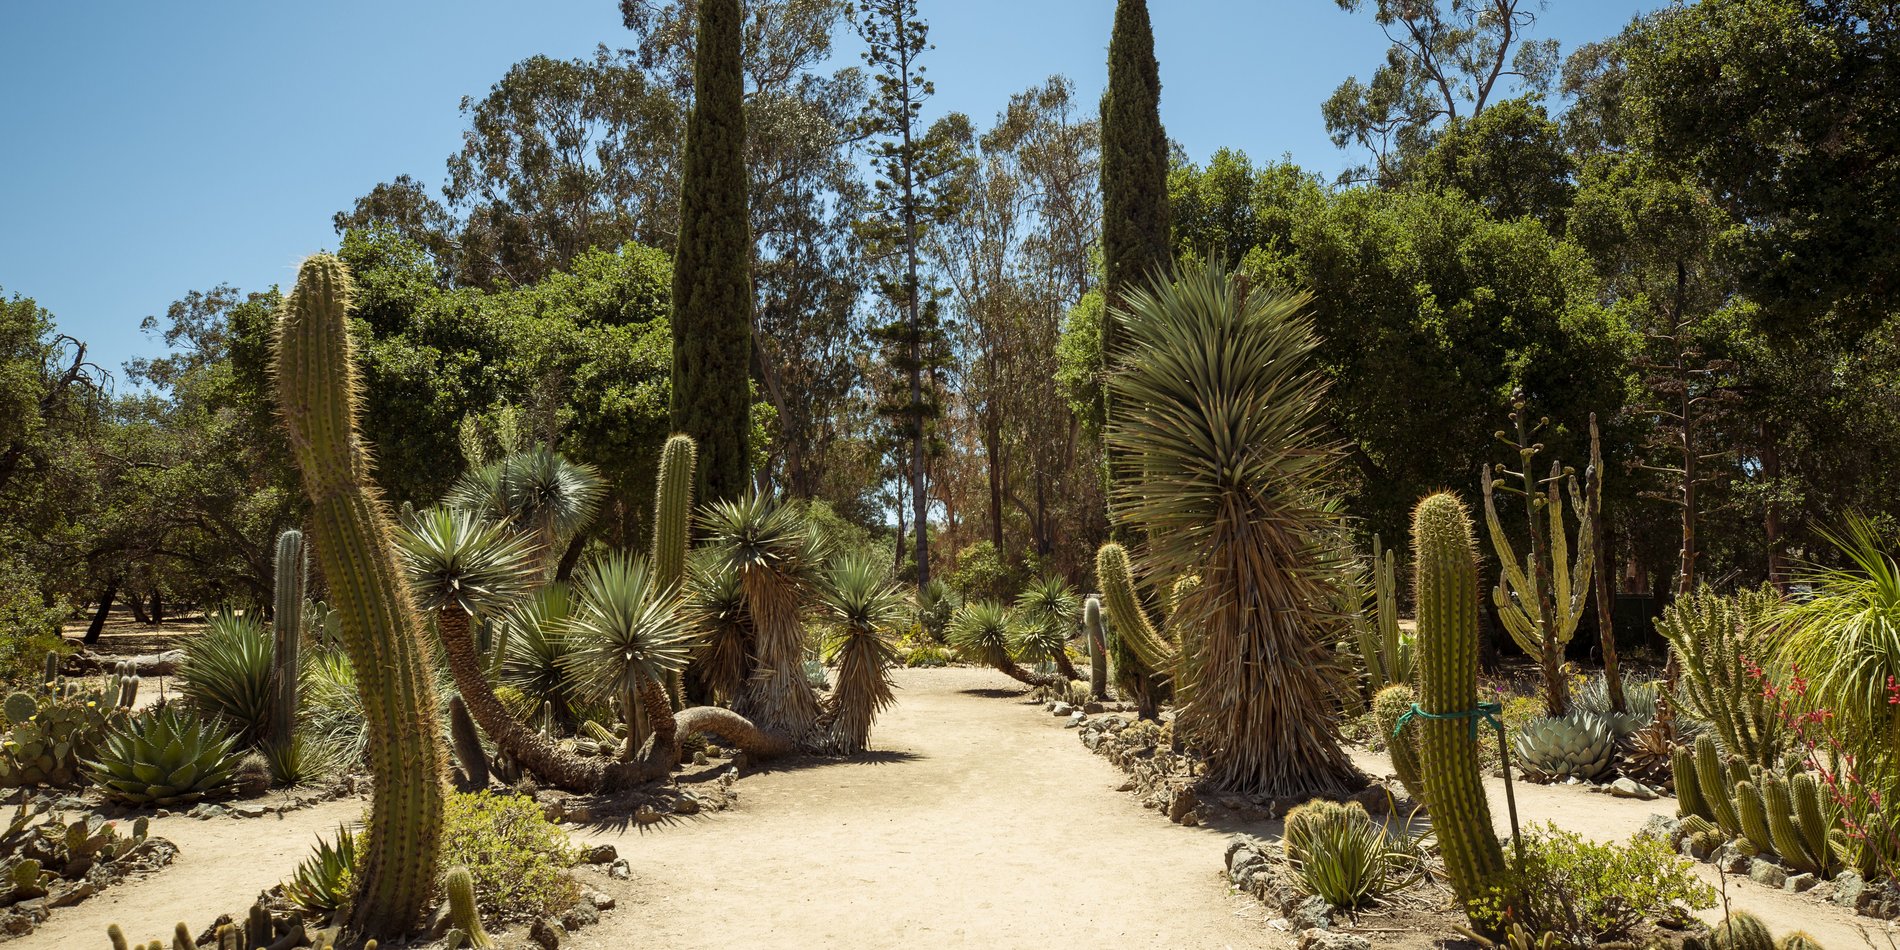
[1083,595,1109,702]
[1411,492,1506,920]
[1356,537,1411,693]
[1673,746,1708,820]
[272,529,306,753]
[274,254,446,939]
[651,434,697,711]
[1094,543,1174,719]
[1694,734,1743,837]
[1480,397,1599,717]
[1734,779,1776,855]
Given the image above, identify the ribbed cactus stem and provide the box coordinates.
[1410,492,1506,921]
[443,866,495,948]
[1790,772,1833,873]
[173,922,191,950]
[1715,911,1775,950]
[272,529,306,752]
[1762,773,1819,874]
[107,923,129,950]
[1373,684,1425,800]
[448,697,488,790]
[274,254,446,940]
[1094,543,1173,719]
[1696,735,1741,837]
[650,435,697,593]
[1735,779,1775,855]
[1083,595,1109,702]
[1673,746,1708,820]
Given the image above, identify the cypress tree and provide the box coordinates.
[1099,0,1172,370]
[670,0,753,503]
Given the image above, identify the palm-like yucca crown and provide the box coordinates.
[497,583,577,718]
[1011,574,1079,665]
[699,492,828,584]
[820,554,907,647]
[448,447,605,544]
[948,600,1017,669]
[394,506,540,616]
[560,553,699,704]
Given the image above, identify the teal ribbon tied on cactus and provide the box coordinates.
[1392,700,1504,741]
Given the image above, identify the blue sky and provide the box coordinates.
[0,0,1661,379]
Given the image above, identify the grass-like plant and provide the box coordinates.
[949,600,1064,689]
[1779,515,1900,748]
[816,554,904,754]
[497,584,580,726]
[449,447,605,576]
[1103,258,1359,796]
[1011,574,1081,681]
[177,610,277,748]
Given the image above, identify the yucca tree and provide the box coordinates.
[449,447,605,577]
[561,554,700,761]
[949,600,1066,689]
[497,583,579,728]
[394,507,601,793]
[816,554,904,754]
[1104,259,1362,796]
[1012,574,1082,681]
[681,554,751,705]
[701,492,828,743]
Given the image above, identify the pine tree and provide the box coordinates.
[1099,0,1172,366]
[670,0,753,503]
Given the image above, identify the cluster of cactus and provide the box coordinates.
[1281,798,1407,908]
[1513,713,1616,782]
[107,895,351,950]
[1353,536,1413,693]
[1656,586,1784,767]
[1673,734,1845,876]
[85,706,244,806]
[276,253,447,937]
[0,686,129,788]
[0,799,151,907]
[1411,492,1507,921]
[1682,911,1827,950]
[1373,684,1424,800]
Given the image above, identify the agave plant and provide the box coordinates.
[1103,258,1360,796]
[86,706,243,806]
[1576,672,1658,738]
[284,824,358,917]
[449,447,605,577]
[700,492,828,742]
[1011,574,1081,681]
[177,610,277,748]
[816,554,904,754]
[948,601,1063,689]
[1514,713,1616,782]
[559,554,698,759]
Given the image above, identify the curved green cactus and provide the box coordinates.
[1411,492,1505,921]
[1696,735,1742,837]
[1790,772,1835,871]
[274,253,447,939]
[1761,773,1821,874]
[1734,779,1776,855]
[1094,542,1174,719]
[1673,746,1708,820]
[272,528,306,753]
[443,866,494,948]
[1373,684,1424,800]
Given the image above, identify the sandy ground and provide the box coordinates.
[16,663,1900,949]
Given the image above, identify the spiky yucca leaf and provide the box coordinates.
[1012,574,1080,674]
[560,554,698,707]
[1104,258,1359,796]
[178,610,276,748]
[395,507,540,618]
[817,555,904,754]
[1779,515,1900,747]
[949,600,1017,669]
[448,447,605,574]
[682,554,750,703]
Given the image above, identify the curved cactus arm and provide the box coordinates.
[274,254,447,940]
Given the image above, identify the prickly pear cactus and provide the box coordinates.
[0,689,124,788]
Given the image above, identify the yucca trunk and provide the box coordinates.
[275,254,445,940]
[731,572,820,744]
[1050,647,1079,683]
[435,607,605,793]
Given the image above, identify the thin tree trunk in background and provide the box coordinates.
[1762,421,1785,591]
[128,594,150,626]
[985,412,1005,556]
[149,590,164,626]
[83,580,117,645]
[1593,517,1623,713]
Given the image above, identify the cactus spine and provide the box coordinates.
[1083,595,1109,702]
[272,529,306,754]
[1411,492,1506,921]
[443,866,495,948]
[1094,542,1174,720]
[274,254,446,939]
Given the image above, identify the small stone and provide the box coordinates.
[583,890,615,911]
[608,858,631,880]
[564,803,595,824]
[1748,859,1788,889]
[46,880,94,908]
[1052,703,1073,717]
[529,916,562,948]
[1083,702,1105,714]
[635,805,662,825]
[1297,931,1371,950]
[1681,835,1714,861]
[1289,895,1334,932]
[672,794,701,815]
[1716,846,1751,875]
[1609,778,1658,800]
[691,751,708,766]
[1834,871,1867,907]
[1065,713,1086,729]
[0,913,31,936]
[1639,814,1681,842]
[583,844,617,864]
[560,899,600,931]
[233,804,270,818]
[1787,872,1818,893]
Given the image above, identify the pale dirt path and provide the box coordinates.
[562,666,1288,950]
[20,797,366,949]
[1354,749,1898,948]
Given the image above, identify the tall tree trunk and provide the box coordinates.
[128,593,150,626]
[1593,514,1623,713]
[149,590,164,626]
[1762,420,1786,591]
[83,580,117,645]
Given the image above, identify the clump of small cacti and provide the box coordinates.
[1672,732,1842,876]
[1,800,154,913]
[275,252,447,937]
[1411,492,1506,921]
[0,689,128,788]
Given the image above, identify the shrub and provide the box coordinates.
[441,791,580,922]
[1473,822,1713,946]
[947,541,1010,603]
